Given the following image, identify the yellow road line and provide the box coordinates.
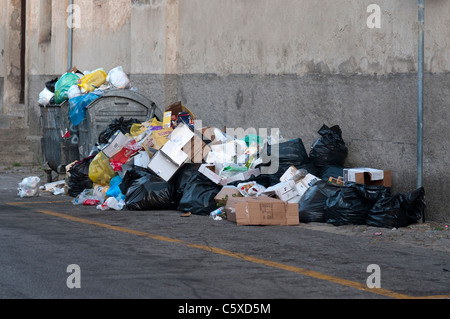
[6,203,450,299]
[6,200,72,206]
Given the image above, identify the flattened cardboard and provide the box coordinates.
[225,197,299,226]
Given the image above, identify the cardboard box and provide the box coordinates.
[279,166,321,197]
[261,180,299,202]
[343,168,392,187]
[134,151,151,168]
[295,174,321,197]
[102,131,133,158]
[163,111,172,128]
[141,128,173,152]
[199,164,222,184]
[167,122,195,148]
[109,139,141,167]
[147,123,193,181]
[148,151,185,181]
[198,164,261,186]
[214,186,243,204]
[225,197,299,226]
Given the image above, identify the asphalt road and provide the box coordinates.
[1,168,449,307]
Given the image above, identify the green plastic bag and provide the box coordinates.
[54,72,79,104]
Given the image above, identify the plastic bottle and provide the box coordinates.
[210,207,225,220]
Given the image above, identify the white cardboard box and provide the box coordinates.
[102,131,133,158]
[343,167,392,187]
[262,180,299,202]
[279,165,320,197]
[198,164,261,186]
[148,151,184,181]
[295,174,321,197]
[134,151,151,168]
[147,123,193,181]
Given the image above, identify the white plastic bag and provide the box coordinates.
[72,188,105,206]
[18,176,40,198]
[38,88,54,106]
[106,66,130,89]
[67,85,82,99]
[96,197,125,211]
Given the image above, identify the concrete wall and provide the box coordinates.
[20,0,450,222]
[1,0,23,114]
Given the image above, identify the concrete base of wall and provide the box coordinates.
[24,72,450,223]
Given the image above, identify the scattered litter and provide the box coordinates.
[40,180,66,195]
[18,176,40,198]
[210,207,225,220]
[97,196,125,211]
[72,188,105,206]
[373,232,382,236]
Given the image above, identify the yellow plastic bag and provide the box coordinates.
[149,117,164,128]
[89,152,118,186]
[129,123,146,137]
[78,69,107,93]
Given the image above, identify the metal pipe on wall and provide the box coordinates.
[67,0,73,71]
[417,0,424,190]
[417,0,425,222]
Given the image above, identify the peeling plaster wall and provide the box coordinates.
[1,0,23,112]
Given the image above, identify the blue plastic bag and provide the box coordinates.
[69,91,103,126]
[106,175,123,198]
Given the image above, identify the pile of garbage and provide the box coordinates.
[30,68,426,230]
[38,66,135,126]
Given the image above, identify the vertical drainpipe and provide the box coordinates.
[20,0,26,103]
[417,0,424,188]
[67,0,73,71]
[417,0,425,221]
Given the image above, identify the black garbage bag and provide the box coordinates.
[319,165,345,180]
[298,180,342,223]
[227,172,274,189]
[177,171,223,216]
[98,117,142,145]
[67,154,96,197]
[324,183,391,226]
[45,78,59,93]
[310,124,348,168]
[123,167,178,211]
[119,165,151,195]
[260,138,318,183]
[366,187,425,229]
[171,163,203,203]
